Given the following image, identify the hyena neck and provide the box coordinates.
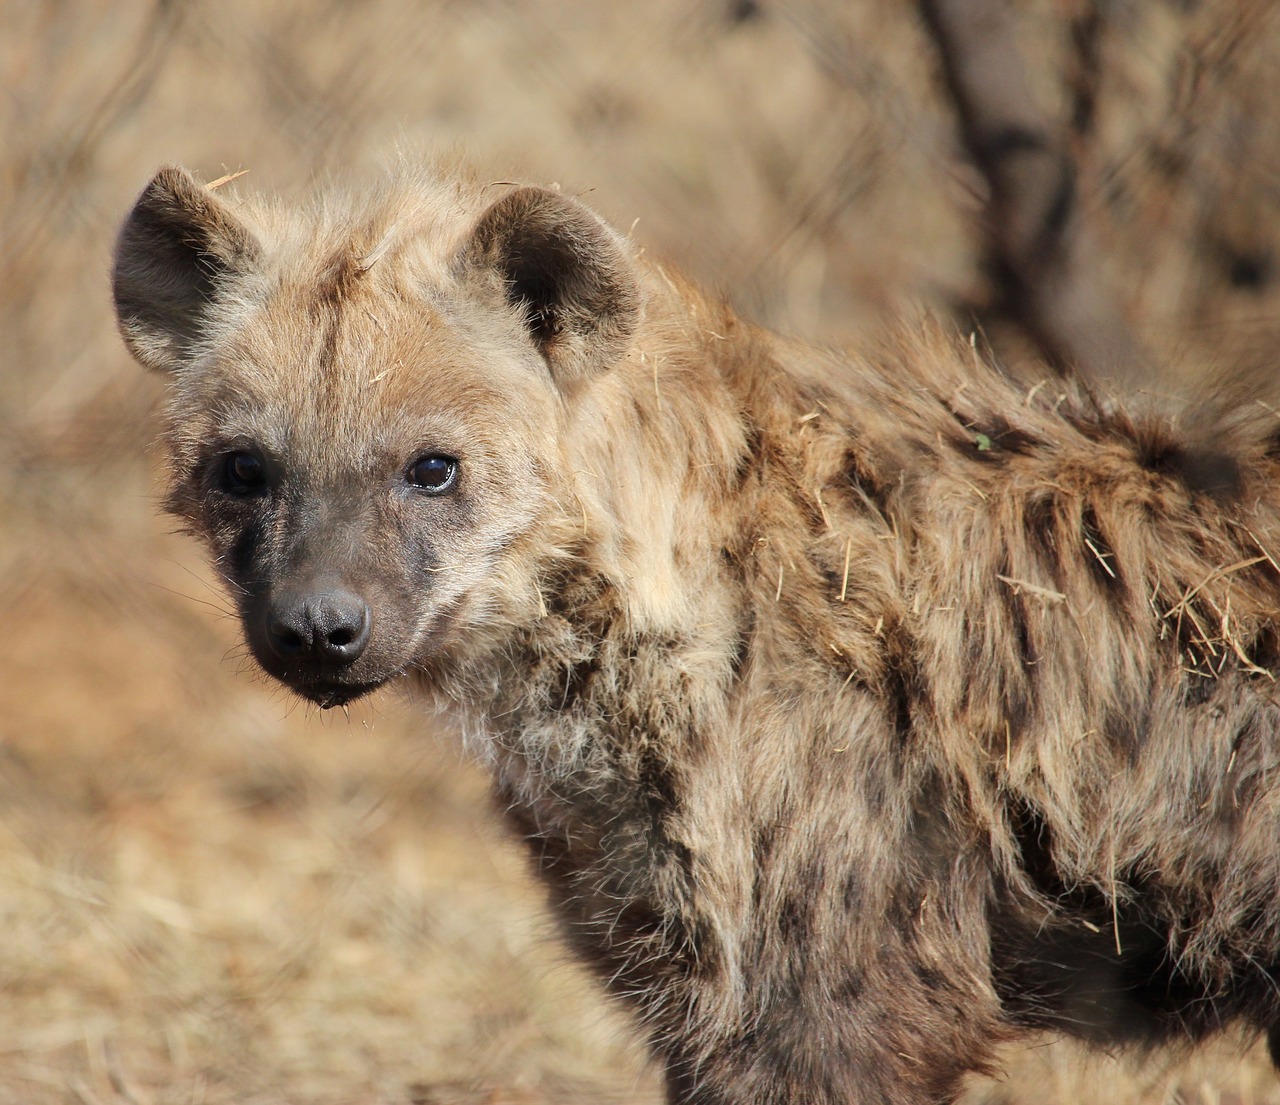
[437,283,759,789]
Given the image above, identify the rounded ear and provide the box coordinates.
[112,165,262,373]
[462,186,641,388]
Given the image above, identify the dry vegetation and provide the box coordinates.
[5,1,1280,1101]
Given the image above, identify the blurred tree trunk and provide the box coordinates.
[919,0,1148,384]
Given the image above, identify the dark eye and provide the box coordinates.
[222,451,268,494]
[407,454,459,493]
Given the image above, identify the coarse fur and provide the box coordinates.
[114,158,1280,1104]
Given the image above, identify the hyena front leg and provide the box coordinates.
[654,928,1001,1105]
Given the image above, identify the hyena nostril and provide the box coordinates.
[268,623,307,659]
[267,590,371,667]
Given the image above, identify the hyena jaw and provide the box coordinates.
[115,161,1280,1104]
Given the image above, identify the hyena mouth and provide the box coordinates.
[292,679,385,710]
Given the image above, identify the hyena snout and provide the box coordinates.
[265,587,372,668]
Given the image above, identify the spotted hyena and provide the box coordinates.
[114,161,1280,1104]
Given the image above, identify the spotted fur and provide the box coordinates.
[115,159,1280,1104]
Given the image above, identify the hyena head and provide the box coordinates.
[113,165,640,707]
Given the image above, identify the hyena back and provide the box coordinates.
[114,162,1280,1104]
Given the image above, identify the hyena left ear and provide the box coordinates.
[463,186,641,388]
[112,165,262,374]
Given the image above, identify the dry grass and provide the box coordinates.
[5,1,1280,1101]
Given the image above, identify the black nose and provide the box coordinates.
[266,589,371,666]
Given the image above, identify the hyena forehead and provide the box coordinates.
[167,212,565,479]
[203,261,559,450]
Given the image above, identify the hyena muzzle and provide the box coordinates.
[115,162,1280,1104]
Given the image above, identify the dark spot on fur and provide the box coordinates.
[1007,798,1058,892]
[1081,505,1125,601]
[1012,622,1034,679]
[542,567,612,623]
[668,838,696,888]
[998,821,1202,1043]
[973,413,1041,458]
[914,781,970,885]
[946,408,1042,464]
[1195,717,1261,825]
[631,396,651,430]
[684,916,720,977]
[502,782,704,1000]
[858,770,892,819]
[728,619,752,682]
[821,565,843,597]
[1139,440,1243,500]
[884,664,914,744]
[753,823,778,868]
[1004,689,1032,751]
[845,445,894,523]
[1249,624,1280,674]
[611,896,671,947]
[988,558,1039,737]
[994,425,1041,457]
[661,1054,696,1104]
[638,750,681,828]
[731,419,764,491]
[777,895,810,941]
[795,487,828,534]
[912,962,949,991]
[886,888,927,933]
[1023,492,1064,589]
[309,248,365,330]
[1178,449,1242,499]
[997,555,1036,670]
[559,654,601,711]
[1102,701,1148,762]
[1170,596,1222,677]
[880,621,920,746]
[841,870,862,912]
[834,972,863,1002]
[1180,670,1217,707]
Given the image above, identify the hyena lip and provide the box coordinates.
[293,679,385,710]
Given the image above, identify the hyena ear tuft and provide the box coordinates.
[112,165,262,373]
[464,186,641,387]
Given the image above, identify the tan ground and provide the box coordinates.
[5,1,1280,1101]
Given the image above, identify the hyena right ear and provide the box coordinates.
[462,186,641,389]
[112,166,262,373]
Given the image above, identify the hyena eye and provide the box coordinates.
[407,454,459,493]
[221,451,268,494]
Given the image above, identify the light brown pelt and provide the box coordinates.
[113,160,1280,1104]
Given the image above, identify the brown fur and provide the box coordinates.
[114,159,1280,1104]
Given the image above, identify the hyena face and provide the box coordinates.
[159,311,553,708]
[113,167,639,706]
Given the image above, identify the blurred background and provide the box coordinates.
[4,1,1280,1101]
